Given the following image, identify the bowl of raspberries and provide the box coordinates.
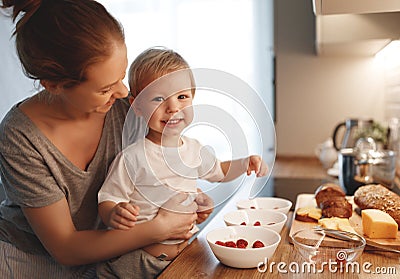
[206,226,281,268]
[236,197,292,214]
[223,209,287,233]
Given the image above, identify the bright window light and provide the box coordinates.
[100,0,274,159]
[375,40,400,67]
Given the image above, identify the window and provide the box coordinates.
[0,1,275,200]
[100,0,275,201]
[100,0,275,156]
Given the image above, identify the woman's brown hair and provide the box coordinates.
[1,0,125,88]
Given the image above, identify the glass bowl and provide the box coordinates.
[290,228,366,270]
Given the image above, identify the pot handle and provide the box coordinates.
[332,122,345,151]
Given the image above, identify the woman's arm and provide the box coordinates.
[23,194,197,266]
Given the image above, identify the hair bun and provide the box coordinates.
[2,0,41,23]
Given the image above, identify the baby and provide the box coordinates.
[97,47,268,278]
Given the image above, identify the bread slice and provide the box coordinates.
[320,198,352,218]
[314,183,352,218]
[315,183,345,207]
[295,207,322,222]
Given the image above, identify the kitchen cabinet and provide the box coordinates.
[312,0,400,56]
[313,0,400,15]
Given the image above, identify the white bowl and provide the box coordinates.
[206,226,281,268]
[224,209,287,233]
[236,197,292,214]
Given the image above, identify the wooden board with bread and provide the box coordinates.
[289,183,400,249]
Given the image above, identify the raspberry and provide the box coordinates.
[236,239,248,249]
[240,221,247,225]
[215,241,225,246]
[252,240,265,248]
[253,221,261,226]
[224,241,237,248]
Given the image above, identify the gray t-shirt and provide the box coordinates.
[0,97,143,255]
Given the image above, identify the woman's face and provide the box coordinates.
[58,42,129,115]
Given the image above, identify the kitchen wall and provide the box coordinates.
[0,10,36,121]
[380,42,400,120]
[274,0,386,157]
[1,1,388,159]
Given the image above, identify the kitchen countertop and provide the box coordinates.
[272,156,330,179]
[159,210,400,279]
[158,156,400,278]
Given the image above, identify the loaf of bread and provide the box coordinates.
[315,183,345,206]
[295,207,322,222]
[315,183,352,218]
[319,198,353,218]
[354,184,400,227]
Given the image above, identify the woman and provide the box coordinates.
[0,0,212,278]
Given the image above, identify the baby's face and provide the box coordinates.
[134,70,194,140]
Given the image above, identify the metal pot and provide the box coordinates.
[338,148,364,195]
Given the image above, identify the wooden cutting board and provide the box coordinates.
[289,194,400,249]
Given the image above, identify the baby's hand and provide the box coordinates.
[247,155,268,177]
[109,202,140,230]
[195,189,214,224]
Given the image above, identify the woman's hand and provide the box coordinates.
[155,193,198,241]
[195,189,214,224]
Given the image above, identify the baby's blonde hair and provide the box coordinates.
[128,47,195,98]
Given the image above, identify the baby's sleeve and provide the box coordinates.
[98,152,135,204]
[197,144,225,183]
